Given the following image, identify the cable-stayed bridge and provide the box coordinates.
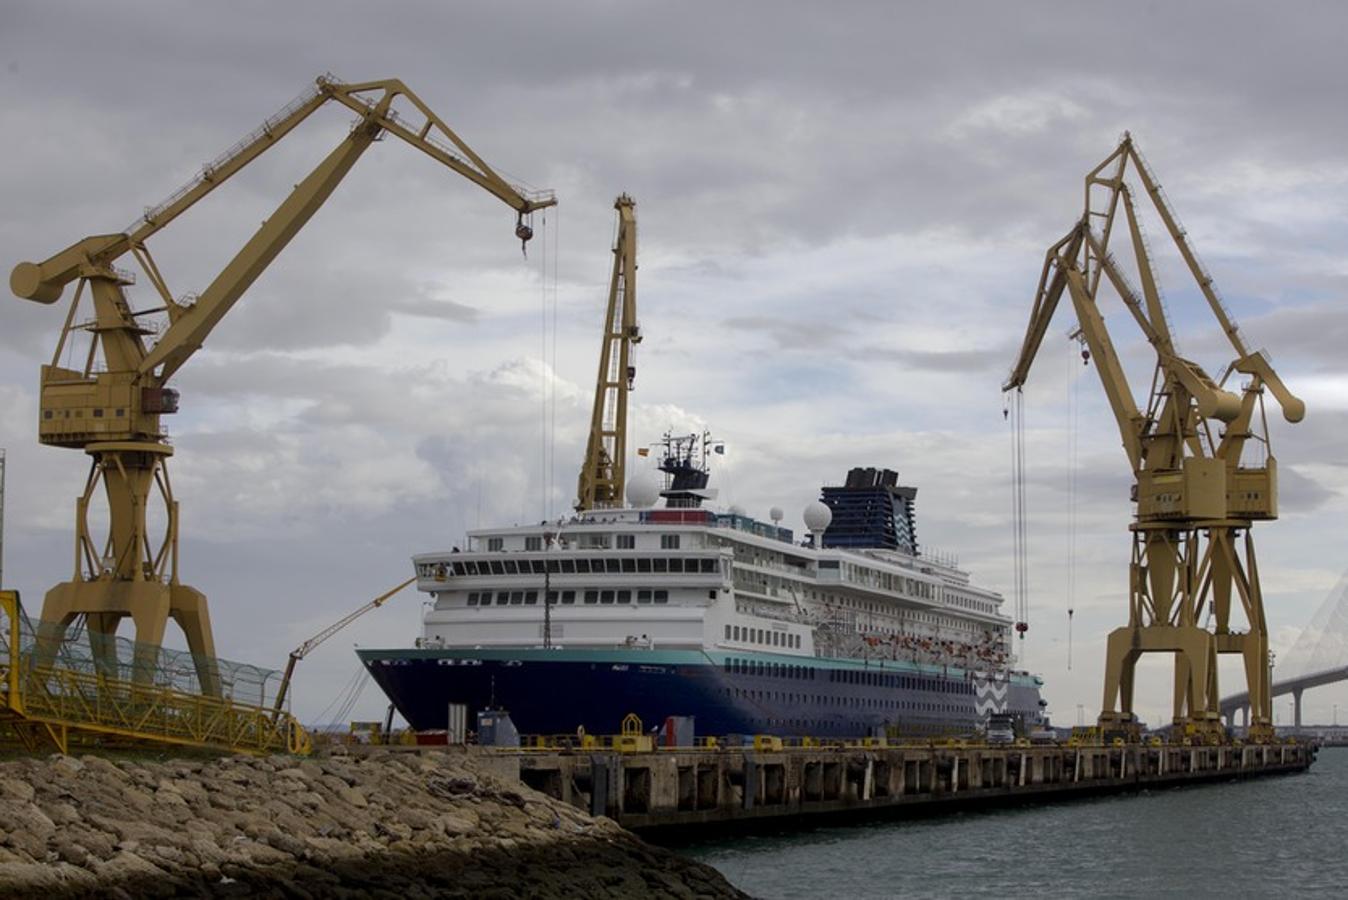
[1221,572,1348,729]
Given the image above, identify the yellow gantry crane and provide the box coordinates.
[576,194,640,511]
[1005,134,1304,742]
[11,74,555,693]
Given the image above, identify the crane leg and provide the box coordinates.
[170,584,221,696]
[86,612,122,680]
[1099,627,1140,724]
[125,584,171,685]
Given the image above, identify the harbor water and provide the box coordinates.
[684,746,1348,898]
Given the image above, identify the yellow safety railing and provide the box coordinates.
[1,589,309,756]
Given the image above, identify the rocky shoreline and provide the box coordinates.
[0,750,748,898]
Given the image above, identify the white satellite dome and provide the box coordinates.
[728,504,746,517]
[626,472,660,508]
[769,506,784,523]
[803,500,833,532]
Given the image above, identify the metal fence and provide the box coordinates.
[1,605,283,709]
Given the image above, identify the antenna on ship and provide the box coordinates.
[655,429,721,508]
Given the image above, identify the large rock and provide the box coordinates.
[0,750,749,899]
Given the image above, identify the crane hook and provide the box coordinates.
[515,212,534,257]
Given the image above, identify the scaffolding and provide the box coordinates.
[0,590,309,755]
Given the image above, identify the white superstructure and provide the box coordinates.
[413,504,1014,673]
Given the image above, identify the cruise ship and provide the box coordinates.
[359,435,1047,740]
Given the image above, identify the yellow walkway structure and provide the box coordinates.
[1,590,309,755]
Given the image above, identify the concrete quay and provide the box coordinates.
[506,741,1317,834]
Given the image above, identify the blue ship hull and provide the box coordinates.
[358,647,1045,739]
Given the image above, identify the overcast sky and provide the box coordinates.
[2,1,1347,729]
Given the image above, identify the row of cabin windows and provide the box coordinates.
[431,557,718,578]
[724,625,800,649]
[726,658,814,679]
[465,589,671,607]
[488,534,680,553]
[722,657,974,697]
[724,686,975,716]
[826,669,974,695]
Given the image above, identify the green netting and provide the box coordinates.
[2,607,283,709]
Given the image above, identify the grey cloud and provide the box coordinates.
[860,342,1021,374]
[6,1,1348,725]
[722,315,850,350]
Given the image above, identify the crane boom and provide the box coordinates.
[576,194,640,511]
[10,75,555,696]
[1005,134,1304,742]
[272,576,415,715]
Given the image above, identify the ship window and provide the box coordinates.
[709,590,717,600]
[524,591,538,605]
[466,593,478,606]
[525,536,542,551]
[490,561,505,576]
[574,559,590,574]
[668,558,684,573]
[617,534,635,549]
[600,590,615,604]
[653,559,667,573]
[560,559,576,574]
[462,561,477,575]
[733,625,740,640]
[725,625,731,639]
[661,534,681,550]
[605,559,621,574]
[546,591,558,605]
[562,591,576,604]
[638,590,652,604]
[496,592,509,606]
[654,590,669,604]
[510,591,524,605]
[617,590,631,604]
[592,558,606,572]
[584,591,598,605]
[488,538,503,551]
[637,558,651,573]
[772,632,779,646]
[503,561,519,575]
[622,558,636,573]
[452,562,466,576]
[700,559,716,573]
[686,558,700,572]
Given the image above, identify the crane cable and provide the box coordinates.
[1010,389,1029,652]
[539,209,549,520]
[550,206,560,522]
[1068,335,1083,669]
[311,662,368,730]
[535,207,561,521]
